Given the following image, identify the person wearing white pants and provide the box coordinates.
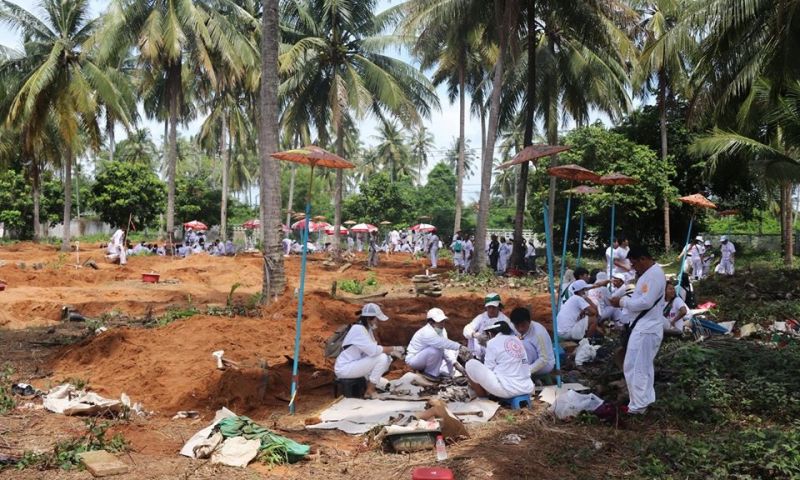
[405,308,461,380]
[465,321,533,399]
[717,236,735,276]
[463,293,512,360]
[610,246,666,415]
[428,232,440,268]
[334,303,404,398]
[107,228,127,265]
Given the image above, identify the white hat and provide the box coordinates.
[612,273,626,282]
[695,235,703,242]
[359,303,388,321]
[426,308,448,323]
[721,235,729,242]
[571,279,592,293]
[595,272,608,282]
[484,293,502,308]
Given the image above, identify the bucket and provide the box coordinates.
[142,273,160,284]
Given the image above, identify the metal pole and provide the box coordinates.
[556,196,572,313]
[289,166,314,414]
[576,212,584,267]
[543,203,562,388]
[676,215,694,298]
[608,199,616,278]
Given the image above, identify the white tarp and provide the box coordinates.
[180,407,238,458]
[43,384,122,416]
[537,383,590,406]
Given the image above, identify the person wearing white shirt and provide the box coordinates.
[465,321,534,399]
[613,237,633,282]
[609,245,666,415]
[509,307,555,376]
[525,239,536,271]
[556,280,598,341]
[605,238,619,276]
[427,232,440,268]
[463,236,475,272]
[687,236,705,280]
[107,228,127,265]
[496,237,511,274]
[451,234,464,272]
[334,303,404,398]
[463,293,512,359]
[282,237,292,256]
[662,282,689,334]
[717,235,736,275]
[405,308,461,380]
[389,229,400,253]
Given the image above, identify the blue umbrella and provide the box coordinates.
[271,147,355,414]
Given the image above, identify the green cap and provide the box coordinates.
[484,293,502,308]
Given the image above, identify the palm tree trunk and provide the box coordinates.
[658,73,671,253]
[166,65,180,240]
[220,115,230,241]
[61,146,73,252]
[107,114,116,162]
[781,181,793,266]
[511,2,535,269]
[473,0,516,273]
[332,120,345,257]
[259,0,287,301]
[286,164,297,228]
[454,63,466,234]
[31,160,41,241]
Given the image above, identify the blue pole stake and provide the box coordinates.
[576,212,584,267]
[676,215,694,298]
[556,196,572,314]
[289,201,312,414]
[543,203,562,388]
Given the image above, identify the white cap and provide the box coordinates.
[612,273,626,281]
[484,293,502,308]
[426,308,448,323]
[721,235,729,242]
[359,303,388,321]
[595,272,608,282]
[704,240,711,246]
[571,279,592,293]
[695,235,703,242]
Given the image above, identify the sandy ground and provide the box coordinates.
[0,242,636,480]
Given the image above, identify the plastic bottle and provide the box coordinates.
[435,435,448,461]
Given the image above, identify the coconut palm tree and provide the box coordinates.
[444,137,477,178]
[280,0,439,253]
[409,125,434,186]
[97,0,259,239]
[0,0,132,250]
[635,0,697,253]
[373,120,414,183]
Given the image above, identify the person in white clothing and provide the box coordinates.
[662,282,689,335]
[609,246,666,415]
[107,228,127,265]
[509,307,555,376]
[463,293,512,360]
[282,237,292,256]
[717,235,735,275]
[463,236,475,272]
[605,238,619,276]
[702,240,714,278]
[465,321,534,399]
[496,237,511,275]
[405,308,462,380]
[613,236,634,282]
[451,234,464,272]
[428,232,440,268]
[556,280,598,341]
[687,236,705,280]
[334,303,404,398]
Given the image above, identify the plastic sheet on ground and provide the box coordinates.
[43,384,122,416]
[306,397,500,434]
[550,389,604,420]
[180,407,238,458]
[537,383,590,405]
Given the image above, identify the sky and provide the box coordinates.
[0,0,613,202]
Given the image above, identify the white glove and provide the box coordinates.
[389,346,405,359]
[474,332,489,345]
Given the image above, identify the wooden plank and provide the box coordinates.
[77,450,129,477]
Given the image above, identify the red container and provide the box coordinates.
[412,467,454,480]
[142,273,160,284]
[0,283,6,291]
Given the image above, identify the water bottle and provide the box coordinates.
[435,435,447,461]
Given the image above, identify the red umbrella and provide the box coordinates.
[324,225,349,235]
[350,223,378,233]
[311,221,332,232]
[410,223,437,233]
[679,193,717,210]
[243,219,260,229]
[497,144,571,169]
[183,220,208,231]
[547,164,601,183]
[291,219,316,231]
[597,172,639,186]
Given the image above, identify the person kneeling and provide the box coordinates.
[405,308,462,382]
[334,303,404,399]
[509,307,555,377]
[465,321,533,399]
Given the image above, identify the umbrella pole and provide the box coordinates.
[676,214,694,297]
[289,166,315,414]
[543,203,562,388]
[556,195,572,313]
[576,212,584,268]
[608,197,616,280]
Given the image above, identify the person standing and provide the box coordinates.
[488,234,500,271]
[428,230,440,268]
[525,239,537,272]
[109,228,127,265]
[613,236,633,282]
[717,235,736,276]
[463,235,475,272]
[451,233,464,273]
[496,236,510,275]
[367,232,379,268]
[688,236,705,280]
[609,246,666,415]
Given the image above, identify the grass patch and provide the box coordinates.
[0,364,16,414]
[338,274,380,295]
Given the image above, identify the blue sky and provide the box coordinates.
[0,0,613,201]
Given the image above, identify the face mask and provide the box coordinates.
[433,325,444,334]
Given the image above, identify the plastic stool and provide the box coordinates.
[411,467,454,480]
[333,377,367,398]
[502,394,532,410]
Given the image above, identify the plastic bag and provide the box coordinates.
[575,338,600,366]
[551,389,604,420]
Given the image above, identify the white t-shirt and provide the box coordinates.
[613,246,631,275]
[721,242,735,260]
[406,324,460,358]
[556,295,590,337]
[484,333,534,396]
[335,324,382,369]
[663,296,688,331]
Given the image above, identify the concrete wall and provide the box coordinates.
[48,219,111,238]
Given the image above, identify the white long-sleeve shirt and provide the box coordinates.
[463,311,512,340]
[721,242,735,261]
[619,263,666,335]
[484,333,534,396]
[335,324,383,369]
[406,324,460,358]
[517,322,555,375]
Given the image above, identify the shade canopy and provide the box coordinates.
[312,215,327,221]
[313,221,332,232]
[565,185,600,195]
[418,215,431,220]
[350,223,378,233]
[547,164,601,183]
[411,223,437,233]
[597,172,639,186]
[291,219,315,231]
[324,225,349,235]
[679,193,717,210]
[379,221,392,225]
[242,219,260,229]
[497,144,571,169]
[343,220,357,225]
[271,145,355,169]
[183,220,208,231]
